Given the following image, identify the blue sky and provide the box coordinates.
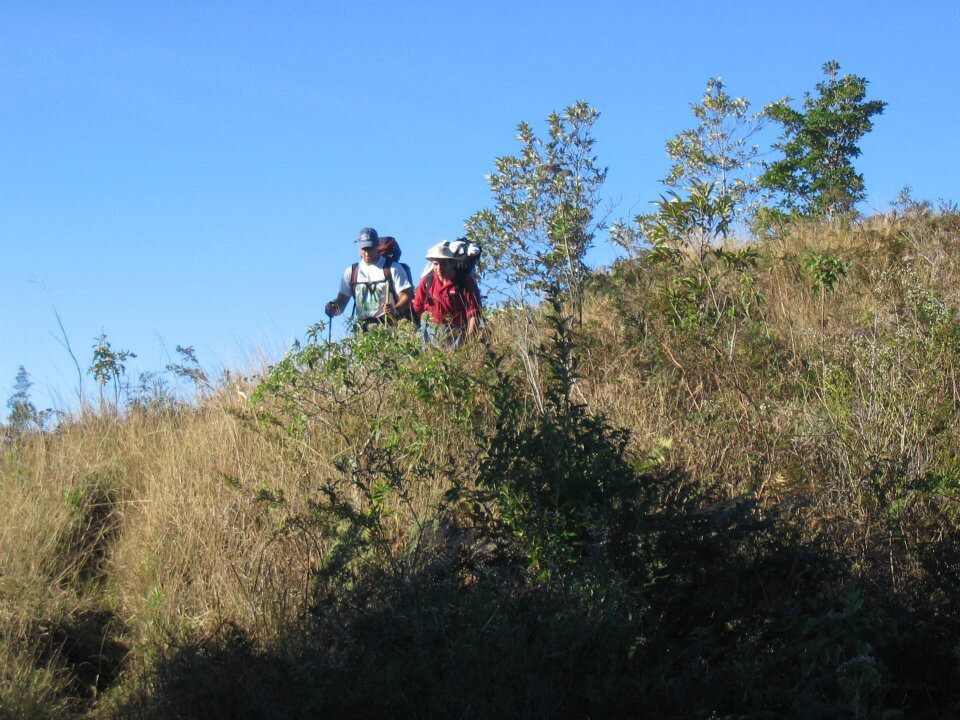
[2,0,959,412]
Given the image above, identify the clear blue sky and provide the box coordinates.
[2,0,959,412]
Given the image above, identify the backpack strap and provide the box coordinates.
[382,259,398,305]
[351,260,406,319]
[349,263,359,318]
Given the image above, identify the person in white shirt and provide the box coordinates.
[325,227,413,329]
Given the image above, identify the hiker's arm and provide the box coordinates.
[327,267,354,317]
[325,293,350,317]
[412,276,428,316]
[464,279,482,336]
[385,265,413,318]
[391,288,412,316]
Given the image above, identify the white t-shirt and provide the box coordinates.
[339,256,412,320]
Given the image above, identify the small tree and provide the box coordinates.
[890,185,932,217]
[664,77,765,224]
[614,77,762,258]
[759,60,886,219]
[465,100,607,322]
[6,366,46,432]
[90,334,137,410]
[166,345,211,399]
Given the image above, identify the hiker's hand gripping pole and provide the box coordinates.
[325,293,349,318]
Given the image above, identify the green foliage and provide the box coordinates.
[760,60,887,219]
[89,333,137,408]
[252,323,489,592]
[614,78,763,258]
[120,370,173,414]
[466,100,607,320]
[787,588,898,718]
[890,185,933,217]
[245,297,899,720]
[792,265,960,610]
[802,250,850,293]
[638,188,763,341]
[641,180,735,263]
[6,90,960,718]
[664,77,765,224]
[473,295,639,577]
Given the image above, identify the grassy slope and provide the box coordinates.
[2,210,960,719]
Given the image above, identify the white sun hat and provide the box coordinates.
[425,241,456,261]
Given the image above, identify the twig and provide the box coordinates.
[51,302,85,406]
[661,341,702,412]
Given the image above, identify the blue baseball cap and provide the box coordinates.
[357,227,379,249]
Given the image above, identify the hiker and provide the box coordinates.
[412,240,483,344]
[376,235,416,322]
[325,227,413,329]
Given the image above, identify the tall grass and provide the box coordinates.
[2,211,960,718]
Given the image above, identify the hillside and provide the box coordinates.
[3,210,960,719]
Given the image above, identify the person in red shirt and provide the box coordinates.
[413,241,483,344]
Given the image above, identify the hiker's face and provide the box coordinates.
[433,259,453,280]
[359,245,379,262]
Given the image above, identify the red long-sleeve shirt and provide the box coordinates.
[412,272,482,328]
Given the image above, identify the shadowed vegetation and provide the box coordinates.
[3,209,960,719]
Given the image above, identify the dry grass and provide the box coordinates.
[2,212,960,717]
[577,213,960,498]
[0,390,320,713]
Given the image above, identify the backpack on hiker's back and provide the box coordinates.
[376,236,415,289]
[449,238,482,276]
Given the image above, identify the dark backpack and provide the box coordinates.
[448,238,482,275]
[377,236,415,290]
